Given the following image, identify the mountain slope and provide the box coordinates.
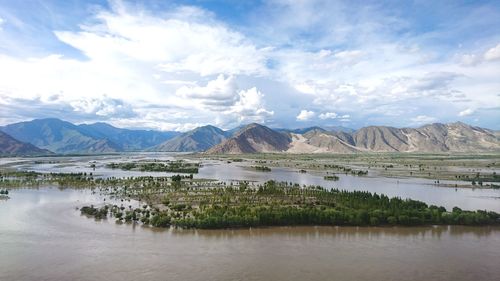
[78,122,179,151]
[288,130,359,153]
[403,122,500,152]
[0,131,52,156]
[153,125,229,152]
[289,122,500,153]
[353,126,410,152]
[207,123,291,154]
[0,118,120,154]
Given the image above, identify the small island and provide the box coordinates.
[76,177,500,229]
[106,161,199,173]
[0,189,9,200]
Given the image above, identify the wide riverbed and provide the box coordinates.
[3,153,500,212]
[1,188,499,281]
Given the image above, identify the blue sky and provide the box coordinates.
[0,0,499,131]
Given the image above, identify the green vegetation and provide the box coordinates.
[78,179,500,229]
[106,161,199,173]
[252,165,272,172]
[0,188,9,200]
[0,171,96,188]
[323,164,368,176]
[324,175,339,181]
[81,205,109,219]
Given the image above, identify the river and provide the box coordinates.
[3,153,500,212]
[1,188,499,281]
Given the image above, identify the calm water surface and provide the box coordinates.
[4,154,499,212]
[1,188,500,281]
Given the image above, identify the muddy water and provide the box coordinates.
[1,188,500,281]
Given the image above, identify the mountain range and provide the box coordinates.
[0,131,52,156]
[0,118,499,155]
[0,118,179,154]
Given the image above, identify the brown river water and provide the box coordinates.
[1,188,499,281]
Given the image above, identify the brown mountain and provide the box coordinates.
[292,122,500,153]
[0,131,52,156]
[207,123,291,154]
[152,125,229,152]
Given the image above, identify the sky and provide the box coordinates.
[0,0,499,131]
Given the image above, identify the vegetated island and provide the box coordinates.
[251,165,272,172]
[106,160,199,173]
[1,171,499,229]
[0,189,9,200]
[324,175,339,181]
[79,180,500,229]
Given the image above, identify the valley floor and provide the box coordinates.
[192,152,500,188]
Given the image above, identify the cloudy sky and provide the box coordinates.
[0,0,499,131]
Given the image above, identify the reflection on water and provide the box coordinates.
[1,188,500,281]
[170,224,499,240]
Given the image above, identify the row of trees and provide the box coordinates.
[79,180,500,229]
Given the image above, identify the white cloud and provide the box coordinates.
[319,112,338,119]
[0,17,4,30]
[484,43,500,61]
[334,50,363,62]
[1,1,500,130]
[318,112,351,120]
[0,2,274,129]
[175,75,274,124]
[460,54,480,66]
[70,96,135,118]
[410,115,437,125]
[176,75,239,108]
[460,43,500,66]
[55,3,267,77]
[227,87,274,123]
[296,110,315,121]
[458,108,475,117]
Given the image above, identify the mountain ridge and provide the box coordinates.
[0,131,52,156]
[153,125,230,152]
[0,118,178,154]
[1,118,498,154]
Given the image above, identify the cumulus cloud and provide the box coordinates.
[0,2,273,129]
[226,87,274,123]
[318,112,338,119]
[296,110,315,121]
[175,75,274,124]
[460,43,500,66]
[70,96,136,118]
[458,108,475,117]
[1,1,500,130]
[176,75,239,108]
[484,43,500,61]
[55,2,267,76]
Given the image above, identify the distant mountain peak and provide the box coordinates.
[153,125,228,152]
[207,123,291,154]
